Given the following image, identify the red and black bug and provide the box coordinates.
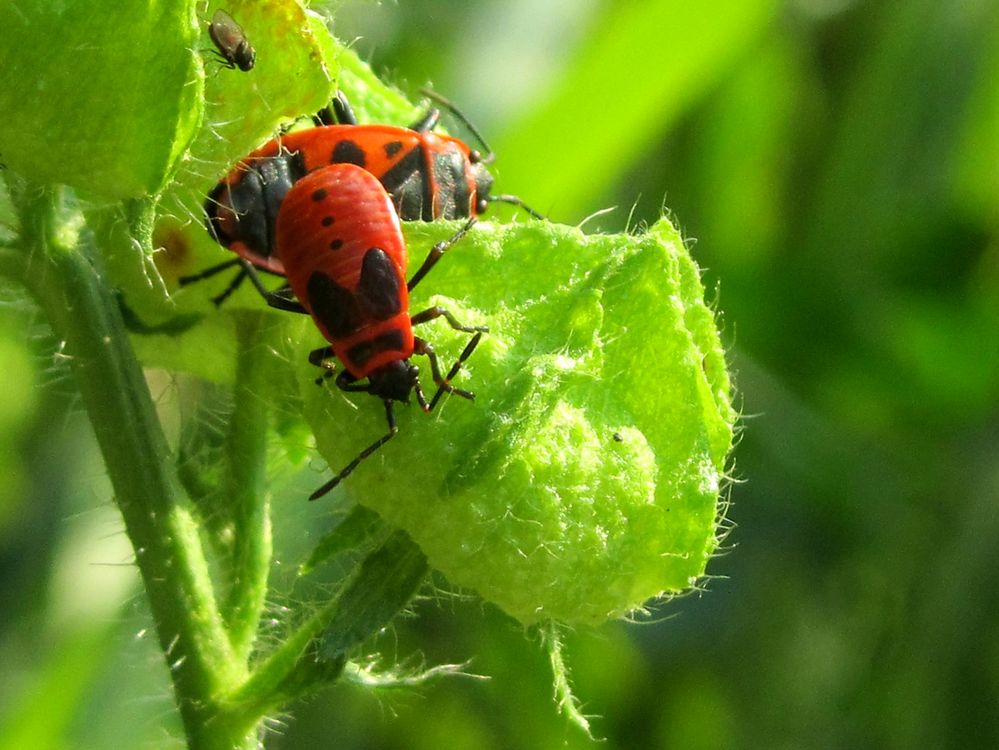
[208,9,256,72]
[187,91,540,304]
[266,162,486,497]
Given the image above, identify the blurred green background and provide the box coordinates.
[2,0,999,747]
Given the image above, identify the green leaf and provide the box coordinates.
[953,13,999,224]
[320,530,429,660]
[300,217,734,625]
[0,1,202,197]
[94,24,735,627]
[181,0,339,195]
[299,505,384,575]
[103,1,338,358]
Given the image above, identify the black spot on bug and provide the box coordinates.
[321,216,335,227]
[612,432,623,442]
[307,271,361,339]
[357,248,402,320]
[329,239,343,251]
[348,329,406,368]
[384,140,403,158]
[331,140,367,168]
[312,187,328,201]
[381,146,433,220]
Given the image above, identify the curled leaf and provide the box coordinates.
[300,217,734,625]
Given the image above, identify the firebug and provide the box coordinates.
[189,91,539,304]
[265,162,486,497]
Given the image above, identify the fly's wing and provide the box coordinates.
[208,9,254,69]
[209,9,242,53]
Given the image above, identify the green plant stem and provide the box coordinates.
[6,185,258,750]
[222,311,274,662]
[542,622,592,737]
[222,585,352,731]
[227,531,428,714]
[227,566,354,715]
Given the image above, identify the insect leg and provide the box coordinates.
[407,217,476,292]
[408,106,441,133]
[179,258,290,307]
[305,346,338,385]
[414,333,482,409]
[410,305,488,334]
[309,400,398,500]
[178,257,243,285]
[313,90,361,127]
[264,285,307,314]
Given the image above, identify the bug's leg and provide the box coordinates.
[313,90,359,126]
[408,106,441,133]
[309,346,335,369]
[178,256,248,305]
[307,346,337,385]
[310,400,398,500]
[179,257,289,307]
[217,262,290,307]
[178,257,243,285]
[264,284,307,314]
[407,217,476,292]
[414,333,482,410]
[207,49,237,71]
[410,304,488,334]
[412,377,430,412]
[333,368,375,392]
[209,268,249,306]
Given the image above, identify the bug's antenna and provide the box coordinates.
[420,87,547,222]
[419,87,494,161]
[487,194,547,221]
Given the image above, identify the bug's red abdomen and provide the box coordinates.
[275,164,414,379]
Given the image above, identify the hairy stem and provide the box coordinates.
[222,312,275,661]
[227,530,427,714]
[5,184,257,750]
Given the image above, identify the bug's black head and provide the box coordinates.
[367,359,420,404]
[469,152,494,215]
[467,151,546,220]
[234,42,256,72]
